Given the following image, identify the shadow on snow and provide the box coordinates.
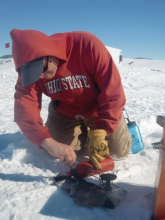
[0,131,25,150]
[39,182,154,220]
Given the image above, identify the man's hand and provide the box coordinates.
[41,138,76,166]
[87,129,109,170]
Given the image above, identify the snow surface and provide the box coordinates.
[0,58,165,220]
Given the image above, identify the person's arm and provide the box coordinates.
[82,34,126,169]
[14,75,76,166]
[14,74,51,146]
[94,53,125,135]
[84,36,126,135]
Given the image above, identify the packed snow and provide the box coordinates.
[0,57,165,220]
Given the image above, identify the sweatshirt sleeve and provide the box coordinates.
[14,75,51,146]
[86,37,126,135]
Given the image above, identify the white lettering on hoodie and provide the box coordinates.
[45,75,90,94]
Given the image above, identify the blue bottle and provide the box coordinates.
[128,121,144,154]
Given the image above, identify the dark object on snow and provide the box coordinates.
[157,115,165,128]
[152,139,163,150]
[152,115,165,150]
[52,173,127,209]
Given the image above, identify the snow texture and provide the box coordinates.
[0,57,165,220]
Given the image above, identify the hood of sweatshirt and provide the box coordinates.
[10,29,67,71]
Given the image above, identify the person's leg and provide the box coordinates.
[45,101,87,152]
[108,115,132,158]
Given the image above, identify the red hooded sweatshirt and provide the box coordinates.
[10,29,126,147]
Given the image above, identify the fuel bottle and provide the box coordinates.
[123,108,144,154]
[128,121,144,154]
